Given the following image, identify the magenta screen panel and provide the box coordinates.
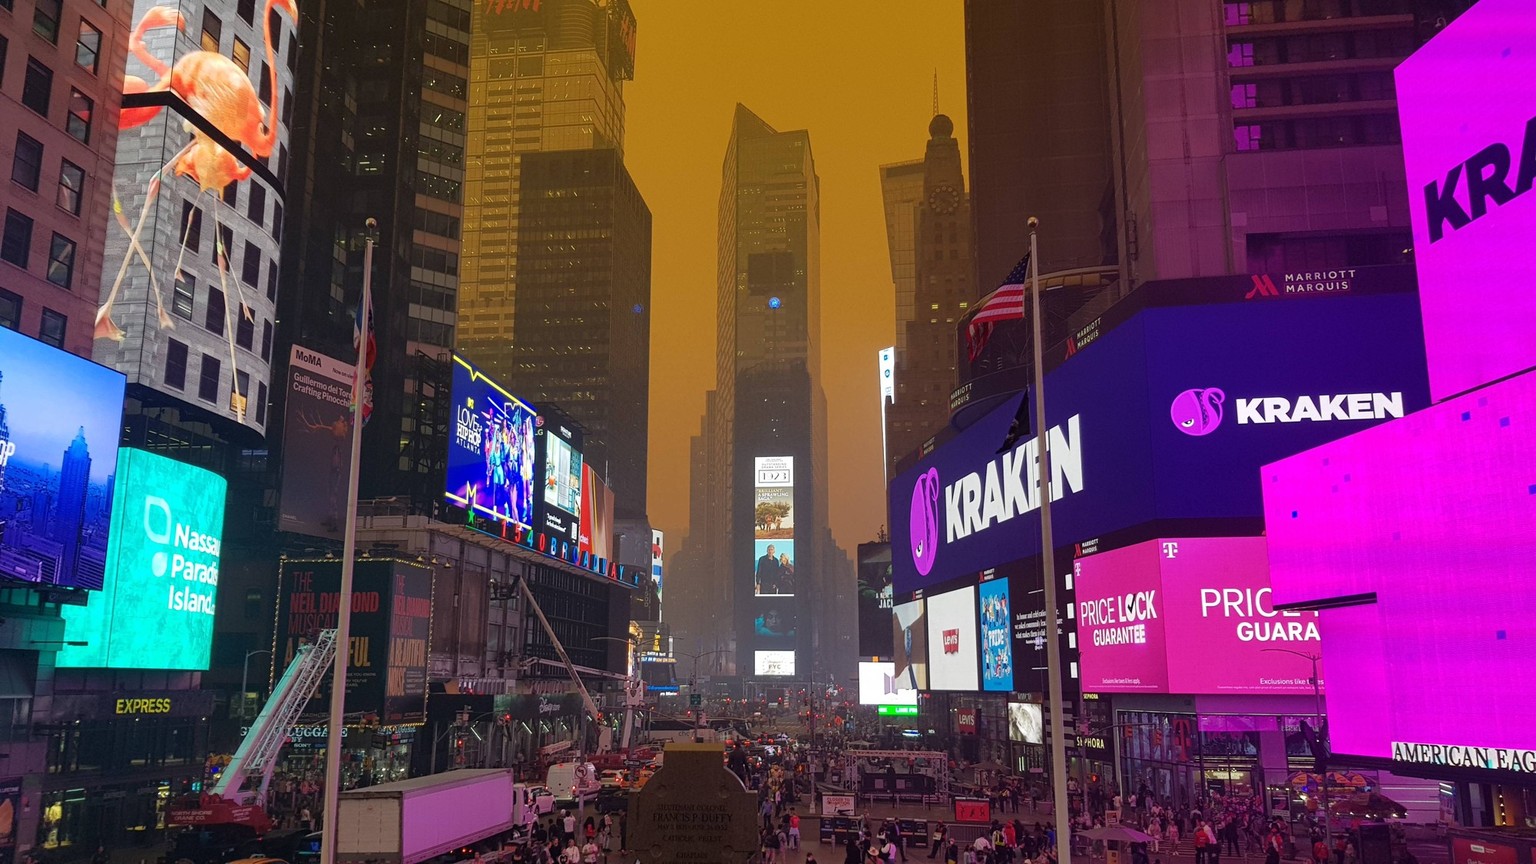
[1075,542,1169,693]
[1396,0,1536,400]
[1262,371,1536,759]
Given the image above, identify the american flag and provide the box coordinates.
[353,283,376,426]
[967,253,1031,362]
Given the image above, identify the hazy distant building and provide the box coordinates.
[457,0,637,385]
[511,148,652,519]
[881,114,976,475]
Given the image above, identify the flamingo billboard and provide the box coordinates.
[93,0,299,432]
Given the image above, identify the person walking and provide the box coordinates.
[929,823,948,860]
[1193,820,1211,864]
[789,809,802,850]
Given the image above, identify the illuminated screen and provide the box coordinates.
[538,422,583,542]
[754,650,795,677]
[978,577,1012,692]
[1075,537,1323,695]
[576,463,613,562]
[1008,702,1043,744]
[753,599,796,643]
[60,449,224,669]
[445,354,537,528]
[1263,370,1536,766]
[856,542,894,657]
[892,598,928,691]
[925,585,978,691]
[1396,0,1536,400]
[0,327,126,589]
[277,345,355,540]
[858,661,918,707]
[753,456,795,597]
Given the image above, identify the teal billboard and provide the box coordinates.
[59,449,226,669]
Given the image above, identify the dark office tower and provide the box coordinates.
[511,148,652,519]
[457,0,637,385]
[964,0,1118,283]
[50,428,90,585]
[881,114,977,475]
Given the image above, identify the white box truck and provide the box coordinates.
[336,769,517,864]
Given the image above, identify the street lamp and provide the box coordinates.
[672,649,725,741]
[240,649,273,719]
[1263,648,1328,857]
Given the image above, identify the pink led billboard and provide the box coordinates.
[1396,0,1536,401]
[1075,537,1323,695]
[1262,370,1536,766]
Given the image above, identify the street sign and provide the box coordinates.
[689,694,702,707]
[878,705,918,716]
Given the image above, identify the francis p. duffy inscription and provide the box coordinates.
[629,742,759,863]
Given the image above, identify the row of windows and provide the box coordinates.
[179,202,280,284]
[161,339,269,424]
[1230,71,1394,109]
[1227,28,1415,67]
[0,285,68,346]
[2,208,76,288]
[1224,0,1416,27]
[1233,112,1401,151]
[415,207,459,238]
[171,271,273,360]
[6,49,96,143]
[423,31,467,66]
[11,131,85,213]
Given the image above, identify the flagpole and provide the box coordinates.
[320,217,376,864]
[1028,217,1073,864]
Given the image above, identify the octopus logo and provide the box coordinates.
[908,468,942,576]
[1170,388,1227,436]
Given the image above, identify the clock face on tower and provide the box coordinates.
[928,184,960,215]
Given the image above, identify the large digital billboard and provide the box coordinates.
[1074,536,1322,695]
[1396,0,1536,401]
[1262,370,1536,773]
[0,327,126,590]
[892,598,928,691]
[753,456,795,597]
[537,419,583,543]
[890,292,1431,596]
[649,528,663,605]
[278,346,355,539]
[59,449,224,669]
[1008,702,1043,744]
[926,585,978,691]
[754,650,795,677]
[978,577,1012,692]
[856,542,894,657]
[446,354,537,529]
[577,463,614,563]
[858,661,919,708]
[276,559,431,724]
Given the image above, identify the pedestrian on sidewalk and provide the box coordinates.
[929,822,948,859]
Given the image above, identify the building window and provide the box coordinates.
[241,241,260,285]
[214,224,232,266]
[181,202,203,251]
[164,338,189,389]
[237,0,254,23]
[75,20,101,73]
[205,286,226,335]
[22,59,52,116]
[46,233,75,288]
[197,355,220,402]
[38,308,65,346]
[260,319,272,360]
[1231,82,1257,110]
[272,202,282,240]
[236,311,253,350]
[172,272,194,319]
[255,381,267,425]
[266,266,276,301]
[65,89,92,143]
[234,370,250,417]
[0,35,7,87]
[1234,124,1263,152]
[246,183,265,225]
[200,10,221,52]
[221,181,237,206]
[258,61,271,106]
[56,160,83,214]
[2,210,33,268]
[0,288,20,330]
[12,132,43,191]
[32,0,61,43]
[231,37,250,73]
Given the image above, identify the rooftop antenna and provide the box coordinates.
[932,70,939,116]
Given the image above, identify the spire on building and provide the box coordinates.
[932,70,939,117]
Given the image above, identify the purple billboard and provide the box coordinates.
[1397,0,1536,401]
[1262,370,1536,772]
[889,291,1431,596]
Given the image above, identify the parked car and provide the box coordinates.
[599,770,626,791]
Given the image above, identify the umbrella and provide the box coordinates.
[1329,791,1408,820]
[1081,825,1156,843]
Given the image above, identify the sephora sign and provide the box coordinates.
[1075,536,1322,696]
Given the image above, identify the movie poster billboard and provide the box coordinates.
[278,345,355,539]
[446,354,537,529]
[856,542,894,657]
[753,599,796,644]
[537,418,583,543]
[753,456,794,597]
[0,327,126,590]
[276,558,431,724]
[978,577,1013,692]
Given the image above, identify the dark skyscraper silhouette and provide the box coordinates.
[51,428,92,586]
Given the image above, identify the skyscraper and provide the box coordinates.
[457,0,637,385]
[50,427,91,585]
[511,147,652,519]
[881,114,977,475]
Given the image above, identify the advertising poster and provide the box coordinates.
[59,449,225,669]
[754,650,795,677]
[577,464,614,562]
[857,661,918,707]
[978,577,1013,692]
[277,345,355,539]
[0,328,126,590]
[856,542,894,658]
[445,354,537,528]
[276,559,431,722]
[892,598,928,690]
[1005,555,1076,696]
[1074,543,1169,693]
[926,585,978,691]
[1008,702,1043,744]
[538,419,583,542]
[753,600,797,643]
[753,539,795,597]
[753,456,795,598]
[650,528,663,604]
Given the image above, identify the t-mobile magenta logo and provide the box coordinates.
[1170,388,1226,436]
[908,467,941,576]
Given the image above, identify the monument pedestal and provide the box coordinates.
[628,743,760,864]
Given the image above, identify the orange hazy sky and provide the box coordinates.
[626,1,969,555]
